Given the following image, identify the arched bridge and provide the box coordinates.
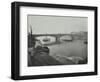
[33,34,74,43]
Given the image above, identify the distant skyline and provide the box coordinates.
[28,15,88,34]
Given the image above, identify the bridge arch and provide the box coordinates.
[33,34,73,44]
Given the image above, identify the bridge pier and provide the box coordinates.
[55,35,61,43]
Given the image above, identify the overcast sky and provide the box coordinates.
[28,15,87,34]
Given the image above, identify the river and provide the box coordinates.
[48,40,87,60]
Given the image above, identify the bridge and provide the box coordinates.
[32,34,74,43]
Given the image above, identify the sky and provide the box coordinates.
[28,15,87,34]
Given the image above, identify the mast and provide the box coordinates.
[30,25,33,36]
[30,25,36,47]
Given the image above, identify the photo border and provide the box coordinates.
[11,1,98,80]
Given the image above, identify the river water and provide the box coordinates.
[48,40,87,59]
[35,36,87,64]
